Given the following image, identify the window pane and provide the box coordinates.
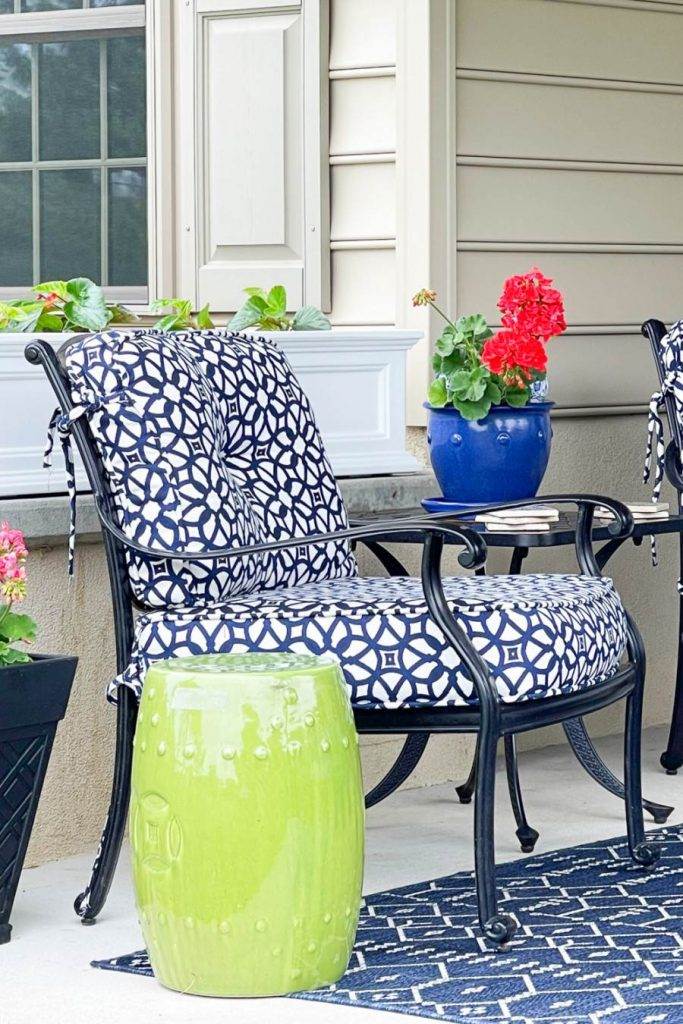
[22,0,82,10]
[0,1,14,12]
[107,35,146,159]
[40,168,100,282]
[0,173,32,286]
[0,43,31,163]
[39,39,100,161]
[92,0,143,5]
[108,167,146,286]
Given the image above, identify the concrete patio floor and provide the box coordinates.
[1,725,679,1024]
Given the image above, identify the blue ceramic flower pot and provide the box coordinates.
[426,402,554,505]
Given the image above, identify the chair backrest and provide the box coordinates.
[57,328,356,610]
[643,318,683,453]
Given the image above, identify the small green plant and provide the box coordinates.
[0,278,135,334]
[228,285,331,332]
[151,298,214,331]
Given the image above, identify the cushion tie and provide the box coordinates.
[44,390,132,576]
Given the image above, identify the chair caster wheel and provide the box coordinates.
[483,914,517,950]
[633,842,661,871]
[516,827,539,854]
[455,785,472,805]
[81,917,97,926]
[660,752,680,774]
[652,811,670,825]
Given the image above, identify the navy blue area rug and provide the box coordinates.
[93,825,683,1023]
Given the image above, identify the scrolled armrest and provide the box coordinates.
[89,491,489,572]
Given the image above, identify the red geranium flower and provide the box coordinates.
[482,330,547,380]
[498,267,566,343]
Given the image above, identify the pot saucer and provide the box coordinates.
[421,496,489,517]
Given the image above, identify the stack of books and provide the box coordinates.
[475,506,561,533]
[595,501,670,524]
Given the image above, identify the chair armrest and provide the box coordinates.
[354,494,632,578]
[89,490,488,572]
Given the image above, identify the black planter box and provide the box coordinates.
[0,654,76,944]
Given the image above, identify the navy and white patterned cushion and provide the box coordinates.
[113,573,627,709]
[172,329,355,590]
[63,328,355,608]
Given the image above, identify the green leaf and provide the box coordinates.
[504,386,531,408]
[107,303,138,325]
[291,305,331,331]
[8,303,44,333]
[243,286,268,300]
[195,303,214,329]
[228,300,265,332]
[470,313,491,340]
[154,313,183,332]
[33,280,69,300]
[0,611,36,644]
[62,278,110,332]
[485,379,502,405]
[0,642,31,666]
[266,285,287,317]
[447,369,473,396]
[35,310,65,332]
[432,353,443,373]
[434,333,455,358]
[453,396,492,421]
[440,350,465,374]
[427,377,448,407]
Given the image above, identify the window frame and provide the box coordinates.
[0,1,170,307]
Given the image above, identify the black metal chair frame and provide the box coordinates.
[26,339,661,949]
[642,317,683,774]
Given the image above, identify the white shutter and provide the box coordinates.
[177,0,329,312]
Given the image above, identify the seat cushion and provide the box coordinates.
[114,573,628,709]
[62,328,355,608]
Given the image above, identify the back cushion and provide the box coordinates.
[63,328,355,609]
[175,329,356,589]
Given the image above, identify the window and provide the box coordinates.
[0,0,147,299]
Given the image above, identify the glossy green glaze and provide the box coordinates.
[130,653,365,997]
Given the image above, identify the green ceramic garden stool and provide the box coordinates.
[130,652,365,997]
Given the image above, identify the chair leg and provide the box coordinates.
[660,573,683,773]
[455,745,477,804]
[504,735,539,853]
[623,635,661,870]
[74,686,137,923]
[474,722,517,949]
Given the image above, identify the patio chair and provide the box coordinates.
[642,317,683,774]
[27,327,659,949]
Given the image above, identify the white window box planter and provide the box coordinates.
[0,328,421,498]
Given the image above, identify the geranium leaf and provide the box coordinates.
[434,333,455,357]
[0,642,31,665]
[505,387,530,407]
[427,377,448,407]
[454,396,491,421]
[0,611,36,643]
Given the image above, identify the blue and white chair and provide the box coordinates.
[29,327,659,949]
